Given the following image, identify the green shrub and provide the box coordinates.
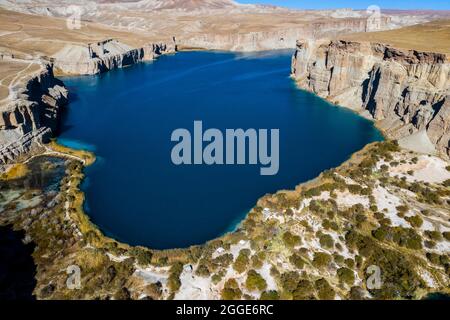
[355,213,367,224]
[426,252,440,265]
[333,254,344,265]
[424,240,436,248]
[374,212,384,220]
[129,247,153,266]
[396,205,409,215]
[372,226,389,241]
[245,270,267,292]
[292,279,314,300]
[213,253,234,268]
[349,286,366,300]
[251,255,263,269]
[443,232,450,241]
[280,271,300,292]
[345,258,355,268]
[405,215,423,228]
[312,252,332,269]
[212,273,223,284]
[260,290,280,300]
[167,262,184,293]
[233,249,250,274]
[289,253,305,269]
[440,255,449,267]
[337,267,355,286]
[195,264,210,277]
[221,279,242,300]
[348,184,363,194]
[282,231,301,248]
[315,278,335,300]
[319,234,334,249]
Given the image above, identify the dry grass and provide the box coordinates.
[75,249,109,272]
[342,20,450,58]
[0,60,41,101]
[1,163,30,180]
[0,85,8,100]
[47,140,96,166]
[0,8,170,58]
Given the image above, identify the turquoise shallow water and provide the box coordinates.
[59,50,383,249]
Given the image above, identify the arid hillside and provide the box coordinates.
[343,19,450,57]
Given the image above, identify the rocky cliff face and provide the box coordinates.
[178,18,390,51]
[53,40,177,75]
[292,39,450,158]
[0,40,177,164]
[0,64,68,164]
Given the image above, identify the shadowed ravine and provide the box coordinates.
[58,50,383,249]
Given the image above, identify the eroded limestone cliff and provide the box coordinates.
[0,40,177,164]
[291,39,450,158]
[53,40,177,75]
[177,18,391,51]
[0,64,68,164]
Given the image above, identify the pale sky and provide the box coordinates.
[239,0,450,10]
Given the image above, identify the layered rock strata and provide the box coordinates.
[0,64,68,164]
[177,17,391,51]
[0,40,177,163]
[291,39,450,158]
[53,40,177,75]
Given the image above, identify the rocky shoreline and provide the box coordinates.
[1,141,449,300]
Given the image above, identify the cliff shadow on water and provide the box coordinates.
[0,225,36,300]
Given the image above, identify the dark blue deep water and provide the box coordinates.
[59,51,383,249]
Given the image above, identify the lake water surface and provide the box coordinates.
[59,51,383,249]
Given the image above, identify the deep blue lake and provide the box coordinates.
[59,50,383,249]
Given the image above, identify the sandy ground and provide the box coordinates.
[343,19,450,58]
[376,153,450,184]
[398,130,437,155]
[0,60,40,101]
